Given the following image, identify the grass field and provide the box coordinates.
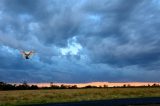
[0,88,160,106]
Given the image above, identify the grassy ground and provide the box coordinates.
[0,88,160,106]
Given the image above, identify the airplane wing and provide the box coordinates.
[20,51,26,59]
[28,51,35,57]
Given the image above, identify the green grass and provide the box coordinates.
[0,88,160,106]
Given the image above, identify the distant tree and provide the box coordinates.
[103,85,108,88]
[0,81,40,90]
[16,81,30,90]
[99,86,102,88]
[0,82,5,90]
[60,84,67,89]
[84,85,98,88]
[123,84,126,88]
[30,85,38,89]
[0,82,5,85]
[50,82,53,87]
[50,85,60,89]
[127,84,131,87]
[0,82,16,90]
[84,85,92,88]
[69,85,77,89]
[23,81,28,86]
[152,83,159,87]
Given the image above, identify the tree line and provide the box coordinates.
[0,81,38,90]
[0,81,160,90]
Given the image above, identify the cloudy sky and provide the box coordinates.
[0,0,160,83]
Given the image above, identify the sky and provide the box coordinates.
[0,0,160,83]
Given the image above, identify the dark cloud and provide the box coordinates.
[0,0,160,82]
[78,0,160,67]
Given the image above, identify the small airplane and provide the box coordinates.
[21,51,35,59]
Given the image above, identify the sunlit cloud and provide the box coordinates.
[60,37,82,55]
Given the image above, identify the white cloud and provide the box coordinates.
[60,37,82,55]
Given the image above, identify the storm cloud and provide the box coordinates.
[0,0,160,82]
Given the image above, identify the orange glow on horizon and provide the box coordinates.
[13,82,160,88]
